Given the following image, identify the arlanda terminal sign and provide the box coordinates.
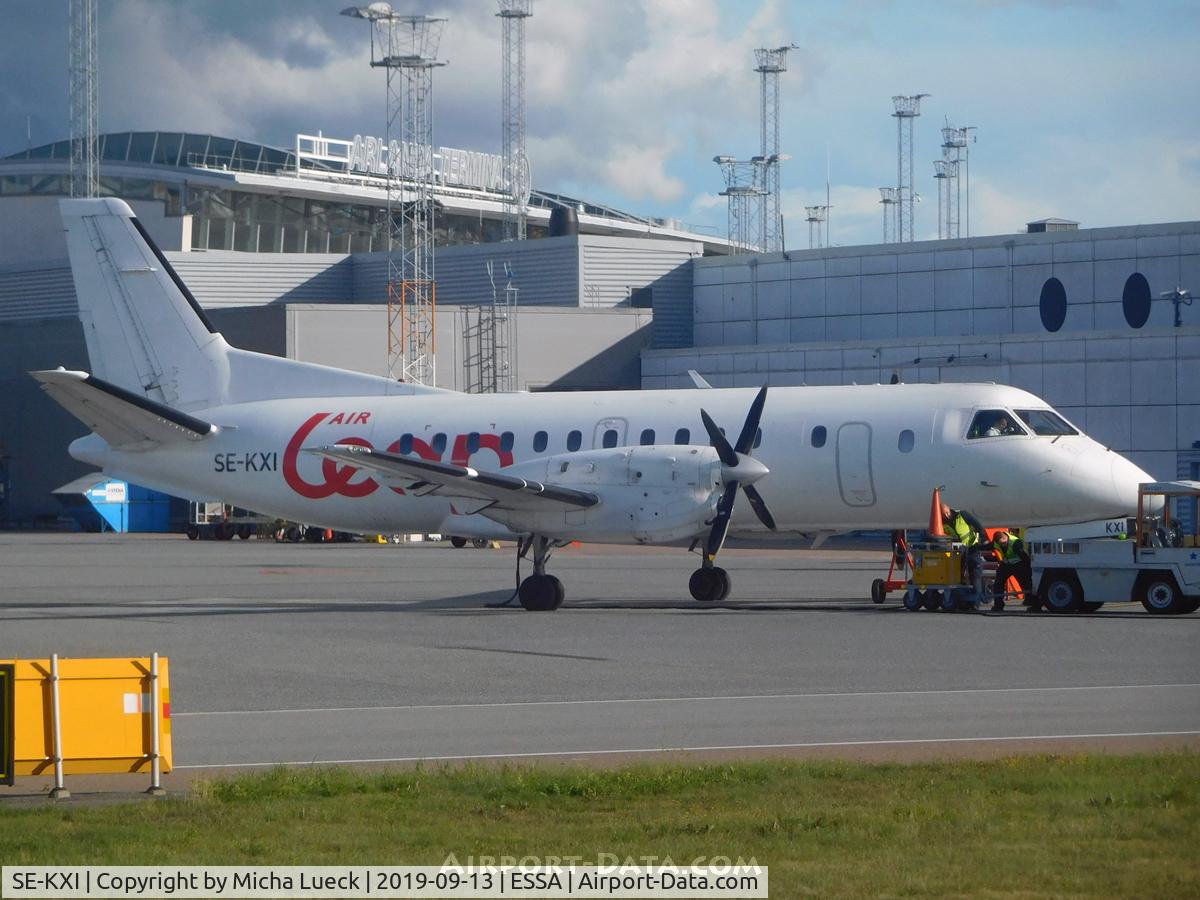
[295,132,531,202]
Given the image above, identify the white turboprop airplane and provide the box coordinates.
[34,199,1151,609]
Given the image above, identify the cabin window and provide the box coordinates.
[967,410,1026,439]
[533,430,548,453]
[674,428,690,444]
[431,433,447,455]
[567,430,582,451]
[500,431,514,453]
[753,428,763,449]
[640,428,655,445]
[398,433,413,455]
[602,429,619,448]
[811,425,827,448]
[1015,409,1078,436]
[898,429,915,453]
[466,432,481,453]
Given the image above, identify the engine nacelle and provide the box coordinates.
[486,445,724,544]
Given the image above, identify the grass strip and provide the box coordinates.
[1,753,1196,898]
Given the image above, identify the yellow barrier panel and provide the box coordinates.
[1,656,171,779]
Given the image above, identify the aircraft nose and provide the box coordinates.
[1109,452,1151,515]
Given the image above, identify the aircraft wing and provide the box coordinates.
[32,368,216,449]
[307,444,600,511]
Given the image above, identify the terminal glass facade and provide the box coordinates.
[3,132,560,252]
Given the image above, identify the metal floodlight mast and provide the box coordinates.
[891,93,928,242]
[714,155,767,254]
[941,122,976,238]
[68,0,99,199]
[932,157,952,240]
[804,205,827,250]
[754,44,796,253]
[342,4,446,385]
[879,187,898,244]
[498,0,532,242]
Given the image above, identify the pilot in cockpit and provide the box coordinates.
[985,415,1014,437]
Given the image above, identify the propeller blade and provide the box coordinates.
[735,385,768,455]
[742,484,777,530]
[700,408,738,467]
[705,482,739,560]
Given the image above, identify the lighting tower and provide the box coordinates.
[714,156,767,254]
[69,0,99,198]
[891,93,928,242]
[941,122,976,237]
[878,187,898,244]
[932,157,957,240]
[342,5,446,385]
[804,206,828,250]
[754,44,797,253]
[498,0,531,242]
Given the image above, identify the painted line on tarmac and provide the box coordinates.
[174,730,1200,770]
[173,682,1200,718]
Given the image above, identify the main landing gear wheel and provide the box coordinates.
[689,566,731,603]
[518,573,565,611]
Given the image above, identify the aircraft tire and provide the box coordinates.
[449,536,467,548]
[689,567,729,603]
[519,574,561,611]
[870,578,886,604]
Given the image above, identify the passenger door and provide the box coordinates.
[836,422,876,507]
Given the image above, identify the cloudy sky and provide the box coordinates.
[2,0,1197,247]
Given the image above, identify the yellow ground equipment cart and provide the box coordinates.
[903,540,987,611]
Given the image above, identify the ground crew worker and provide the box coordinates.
[992,530,1033,612]
[941,502,987,600]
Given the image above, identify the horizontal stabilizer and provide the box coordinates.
[308,444,599,511]
[32,368,216,449]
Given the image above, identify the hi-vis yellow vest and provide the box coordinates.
[950,513,978,547]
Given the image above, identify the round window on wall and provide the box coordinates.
[1039,277,1067,332]
[1122,272,1151,328]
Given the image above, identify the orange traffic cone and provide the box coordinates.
[928,487,946,538]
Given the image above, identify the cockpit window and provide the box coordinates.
[967,410,1027,439]
[1015,408,1078,436]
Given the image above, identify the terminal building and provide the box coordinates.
[0,130,1196,527]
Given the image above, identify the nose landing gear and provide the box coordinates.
[689,565,731,603]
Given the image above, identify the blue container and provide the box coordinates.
[84,481,172,533]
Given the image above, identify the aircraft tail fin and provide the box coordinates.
[59,198,443,411]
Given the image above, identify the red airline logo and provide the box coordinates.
[282,412,515,499]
